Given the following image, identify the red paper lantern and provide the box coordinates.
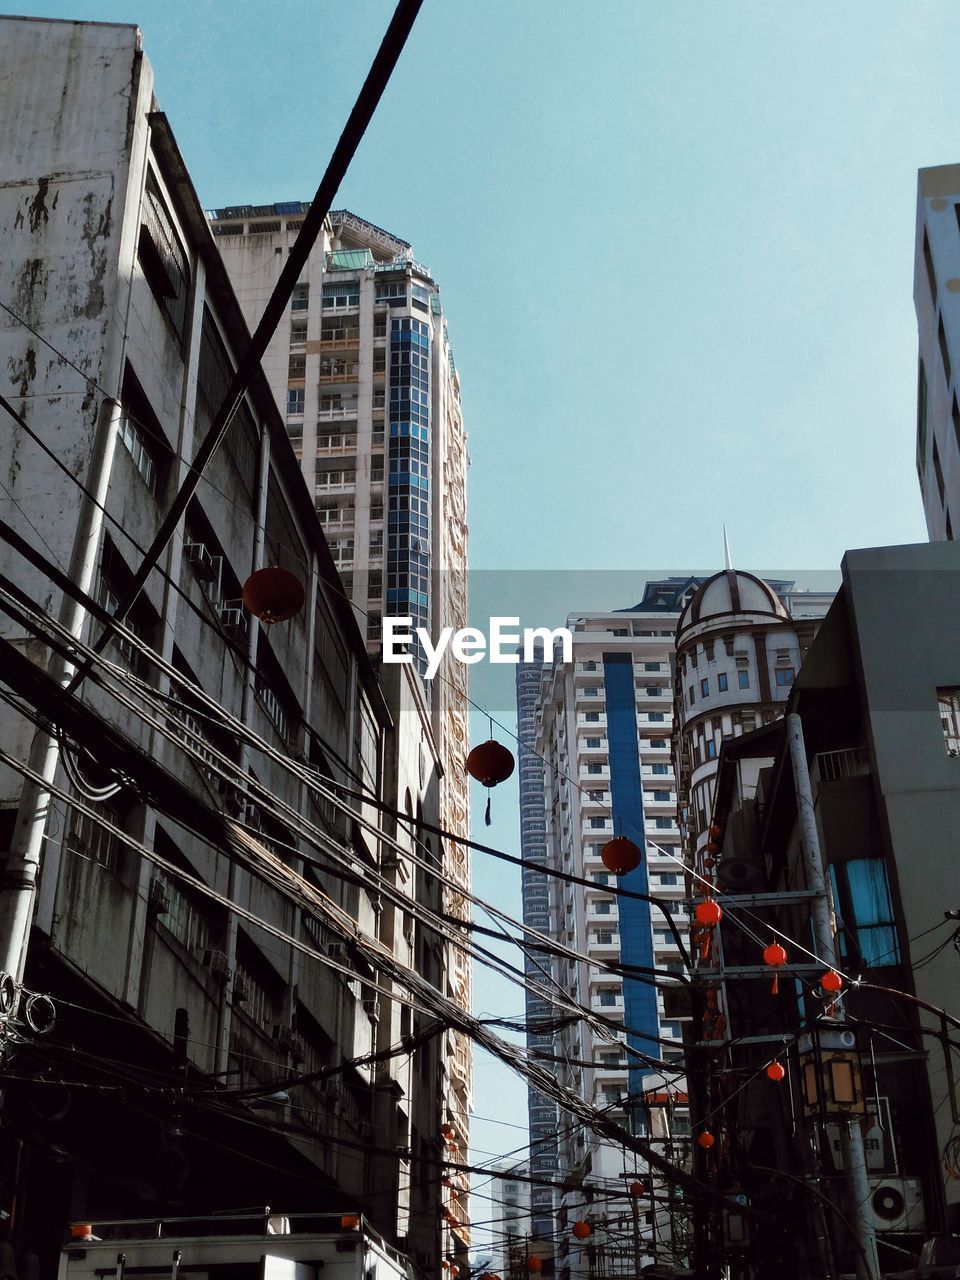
[766,1062,786,1083]
[821,970,843,993]
[440,1122,456,1140]
[708,824,722,839]
[465,740,515,788]
[571,1220,592,1240]
[242,566,305,624]
[527,1259,542,1273]
[601,836,642,876]
[451,1268,460,1278]
[696,1131,716,1150]
[705,840,719,855]
[762,940,788,995]
[694,899,723,926]
[629,1180,646,1197]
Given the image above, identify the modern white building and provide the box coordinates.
[530,581,704,1280]
[211,206,474,1197]
[914,164,960,541]
[488,1164,532,1280]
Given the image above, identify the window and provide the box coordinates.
[291,285,309,311]
[595,930,614,944]
[287,387,304,415]
[705,740,717,760]
[595,901,612,915]
[583,661,597,671]
[775,667,795,686]
[584,686,599,697]
[288,353,306,379]
[593,873,610,885]
[653,789,670,801]
[918,361,928,478]
[717,672,728,692]
[585,737,602,748]
[829,858,900,967]
[940,313,952,386]
[375,280,407,305]
[939,687,960,756]
[648,712,665,722]
[117,414,157,491]
[644,662,661,671]
[738,671,750,689]
[688,686,696,706]
[656,873,678,886]
[700,678,709,697]
[587,790,604,801]
[645,686,662,697]
[585,711,600,723]
[654,817,673,829]
[661,1020,682,1037]
[934,438,946,504]
[649,738,667,748]
[599,990,619,1007]
[138,172,189,340]
[590,817,606,829]
[66,798,122,873]
[652,763,669,775]
[587,763,603,775]
[323,281,359,309]
[290,320,307,344]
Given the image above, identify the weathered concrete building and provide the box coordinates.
[0,17,450,1275]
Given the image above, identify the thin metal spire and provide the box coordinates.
[722,524,733,571]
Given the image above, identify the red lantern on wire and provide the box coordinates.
[708,823,722,840]
[440,1122,456,1141]
[694,899,722,927]
[571,1220,592,1240]
[696,1130,716,1150]
[526,1259,542,1274]
[762,940,788,995]
[465,738,515,826]
[766,1061,786,1083]
[705,839,719,855]
[242,566,305,624]
[601,836,642,876]
[821,970,843,993]
[629,1180,646,1197]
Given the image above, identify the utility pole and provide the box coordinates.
[787,712,880,1280]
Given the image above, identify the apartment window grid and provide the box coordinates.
[387,317,431,661]
[154,869,211,954]
[322,281,359,309]
[117,414,157,490]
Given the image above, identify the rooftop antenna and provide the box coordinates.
[722,524,733,571]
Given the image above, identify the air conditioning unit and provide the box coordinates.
[231,976,249,1005]
[716,854,763,891]
[148,877,171,916]
[184,541,218,583]
[866,1177,925,1233]
[272,1024,305,1063]
[219,601,247,640]
[362,998,381,1022]
[201,948,230,979]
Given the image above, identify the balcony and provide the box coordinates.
[317,401,359,418]
[810,746,870,787]
[318,326,360,348]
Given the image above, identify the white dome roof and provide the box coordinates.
[678,570,787,632]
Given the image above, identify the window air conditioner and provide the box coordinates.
[184,541,218,583]
[201,948,231,979]
[148,877,171,916]
[219,601,247,640]
[866,1177,925,1233]
[362,998,381,1022]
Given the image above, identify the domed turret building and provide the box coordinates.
[673,570,832,882]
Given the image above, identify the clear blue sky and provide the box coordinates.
[18,0,960,1234]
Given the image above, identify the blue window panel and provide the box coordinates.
[649,712,665,722]
[700,678,709,697]
[829,858,901,968]
[652,763,669,775]
[738,671,750,689]
[775,667,795,687]
[602,652,658,1098]
[718,673,728,692]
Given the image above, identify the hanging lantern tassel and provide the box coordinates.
[485,794,492,827]
[762,940,788,996]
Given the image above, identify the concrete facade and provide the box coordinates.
[0,19,448,1276]
[210,204,473,1191]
